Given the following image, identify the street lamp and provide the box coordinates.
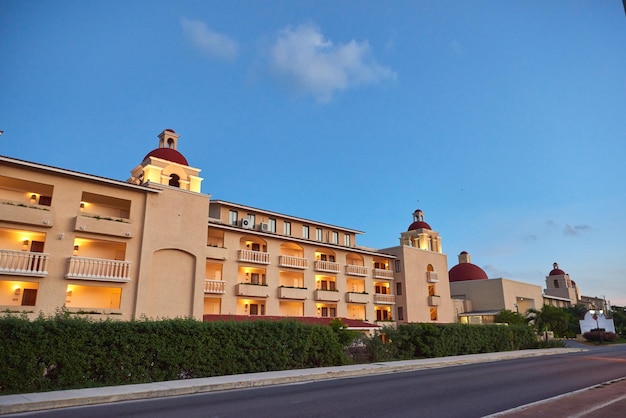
[589,308,604,344]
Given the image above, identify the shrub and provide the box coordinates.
[0,314,346,395]
[583,330,618,343]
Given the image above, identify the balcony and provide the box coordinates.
[278,255,308,270]
[204,280,226,294]
[345,292,369,304]
[0,201,54,228]
[238,249,270,265]
[345,265,367,277]
[314,260,339,273]
[237,283,270,298]
[427,271,439,283]
[428,295,441,306]
[314,289,340,302]
[206,246,228,261]
[278,286,308,300]
[373,268,394,279]
[66,256,131,283]
[0,249,49,277]
[373,294,396,305]
[74,215,133,238]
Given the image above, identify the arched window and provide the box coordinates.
[167,138,175,148]
[169,174,180,187]
[427,264,434,272]
[553,279,559,288]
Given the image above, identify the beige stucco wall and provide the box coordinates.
[450,278,543,314]
[0,160,153,320]
[382,244,455,323]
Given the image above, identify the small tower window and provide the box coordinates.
[167,138,175,149]
[553,279,559,288]
[169,174,180,187]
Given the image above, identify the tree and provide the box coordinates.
[494,309,526,326]
[527,305,569,338]
[610,305,626,338]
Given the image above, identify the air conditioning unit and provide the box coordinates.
[240,218,253,229]
[258,222,270,232]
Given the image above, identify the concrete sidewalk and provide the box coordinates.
[488,377,626,418]
[0,348,583,415]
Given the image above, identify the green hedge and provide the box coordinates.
[366,323,540,362]
[0,315,345,394]
[1,315,543,395]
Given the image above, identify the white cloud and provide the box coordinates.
[181,18,238,61]
[267,23,395,102]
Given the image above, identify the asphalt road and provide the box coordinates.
[8,344,626,418]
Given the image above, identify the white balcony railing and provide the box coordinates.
[314,260,340,273]
[373,294,396,305]
[66,256,131,282]
[0,249,49,276]
[428,295,441,306]
[278,255,308,269]
[238,249,270,265]
[373,268,394,279]
[345,292,369,304]
[427,271,439,283]
[345,265,368,276]
[204,280,226,294]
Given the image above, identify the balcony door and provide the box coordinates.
[29,241,44,271]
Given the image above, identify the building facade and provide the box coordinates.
[0,129,604,327]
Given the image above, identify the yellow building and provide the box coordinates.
[1,129,605,327]
[4,129,455,327]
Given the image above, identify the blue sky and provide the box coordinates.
[1,1,625,305]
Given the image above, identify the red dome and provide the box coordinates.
[408,221,432,231]
[549,268,566,276]
[449,262,488,282]
[143,148,189,166]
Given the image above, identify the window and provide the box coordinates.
[302,225,310,239]
[428,284,436,296]
[430,307,438,321]
[320,306,337,318]
[269,218,276,233]
[320,280,336,290]
[396,283,402,296]
[316,228,323,241]
[376,309,390,321]
[169,174,180,187]
[229,210,238,226]
[344,234,350,246]
[397,306,404,321]
[331,231,338,244]
[247,214,256,228]
[251,243,260,252]
[554,279,559,288]
[38,196,52,206]
[395,260,401,273]
[250,304,265,316]
[375,285,387,294]
[284,221,291,236]
[250,273,266,285]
